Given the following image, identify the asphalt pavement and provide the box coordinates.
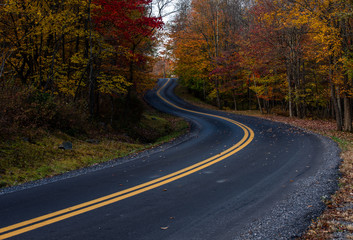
[0,79,341,239]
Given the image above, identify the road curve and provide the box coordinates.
[0,79,340,239]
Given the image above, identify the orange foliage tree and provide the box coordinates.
[170,0,353,131]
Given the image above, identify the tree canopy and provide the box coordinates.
[169,0,353,131]
[0,0,164,132]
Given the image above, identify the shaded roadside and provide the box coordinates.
[0,103,189,190]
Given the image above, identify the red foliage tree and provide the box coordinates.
[93,0,164,91]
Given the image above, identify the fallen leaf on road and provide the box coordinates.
[161,226,169,230]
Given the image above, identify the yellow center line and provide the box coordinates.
[0,79,254,240]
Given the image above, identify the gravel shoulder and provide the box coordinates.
[237,132,341,239]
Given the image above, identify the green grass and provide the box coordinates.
[330,136,350,151]
[0,110,189,188]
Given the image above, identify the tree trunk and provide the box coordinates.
[336,87,342,121]
[203,79,206,100]
[331,84,342,131]
[253,75,263,114]
[232,88,237,111]
[216,79,221,109]
[295,85,300,118]
[341,14,352,132]
[0,48,13,80]
[45,33,60,91]
[288,82,293,118]
[343,94,352,132]
[286,61,294,118]
[110,95,114,126]
[87,0,96,117]
[329,56,342,131]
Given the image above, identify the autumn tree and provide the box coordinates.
[0,0,166,133]
[170,0,247,108]
[170,0,353,131]
[275,0,353,130]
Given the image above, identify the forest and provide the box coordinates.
[0,0,166,138]
[4,0,353,134]
[168,0,353,131]
[0,0,193,187]
[0,1,351,237]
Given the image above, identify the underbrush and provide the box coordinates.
[0,108,188,188]
[0,85,189,188]
[0,85,90,140]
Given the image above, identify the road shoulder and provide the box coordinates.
[174,83,349,239]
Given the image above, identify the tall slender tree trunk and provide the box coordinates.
[203,79,206,100]
[331,84,342,131]
[110,95,114,126]
[215,78,221,109]
[253,74,263,114]
[0,48,12,80]
[336,87,342,120]
[45,33,61,91]
[341,15,352,132]
[232,88,237,111]
[343,94,352,132]
[329,58,342,130]
[39,32,43,86]
[287,75,293,118]
[293,85,300,117]
[214,1,220,109]
[87,0,96,117]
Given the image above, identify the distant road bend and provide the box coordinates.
[0,78,340,239]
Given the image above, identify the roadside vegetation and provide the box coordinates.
[0,1,190,188]
[0,100,189,188]
[176,83,353,239]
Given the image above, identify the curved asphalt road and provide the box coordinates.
[0,79,340,239]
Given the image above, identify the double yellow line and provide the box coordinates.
[0,79,254,239]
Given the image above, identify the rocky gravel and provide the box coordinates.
[237,132,341,239]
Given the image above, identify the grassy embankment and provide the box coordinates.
[175,84,353,239]
[0,105,189,189]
